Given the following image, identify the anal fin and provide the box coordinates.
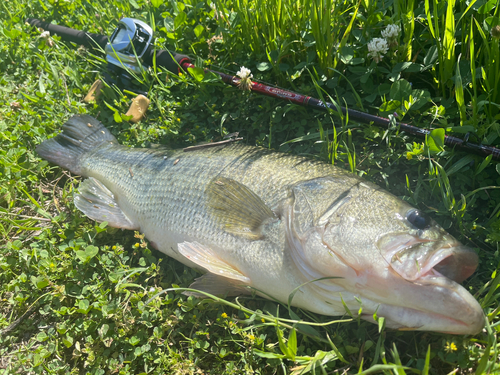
[74,177,137,230]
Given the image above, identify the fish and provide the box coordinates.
[36,114,485,335]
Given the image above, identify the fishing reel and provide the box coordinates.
[103,18,154,97]
[105,18,153,73]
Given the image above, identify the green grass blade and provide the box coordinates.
[424,0,436,39]
[455,54,466,126]
[421,345,431,375]
[443,0,456,84]
[469,17,478,126]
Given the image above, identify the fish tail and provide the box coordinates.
[36,115,117,175]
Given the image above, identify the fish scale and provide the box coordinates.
[36,114,485,334]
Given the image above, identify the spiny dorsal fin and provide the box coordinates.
[206,177,276,240]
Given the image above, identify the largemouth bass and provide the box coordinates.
[37,114,484,334]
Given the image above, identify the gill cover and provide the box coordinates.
[286,177,361,287]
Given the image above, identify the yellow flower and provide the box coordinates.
[221,312,228,318]
[134,243,140,248]
[261,318,265,323]
[445,341,457,353]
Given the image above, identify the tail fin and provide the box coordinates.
[36,115,117,175]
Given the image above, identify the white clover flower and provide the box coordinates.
[381,24,401,47]
[367,38,389,63]
[236,66,253,90]
[39,30,54,47]
[236,66,252,80]
[381,24,401,40]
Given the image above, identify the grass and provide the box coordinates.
[1,0,500,373]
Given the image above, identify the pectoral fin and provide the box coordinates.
[206,177,276,240]
[74,177,137,230]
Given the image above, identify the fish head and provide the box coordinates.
[287,177,484,334]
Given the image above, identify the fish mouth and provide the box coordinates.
[379,233,479,284]
[411,247,484,334]
[421,246,478,283]
[358,262,485,335]
[371,233,484,334]
[410,244,479,284]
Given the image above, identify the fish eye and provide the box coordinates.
[406,209,431,230]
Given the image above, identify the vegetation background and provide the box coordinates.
[1,0,500,373]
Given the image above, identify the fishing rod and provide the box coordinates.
[26,17,500,160]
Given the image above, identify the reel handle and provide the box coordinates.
[26,18,108,49]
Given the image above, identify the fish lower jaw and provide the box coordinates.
[362,303,484,335]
